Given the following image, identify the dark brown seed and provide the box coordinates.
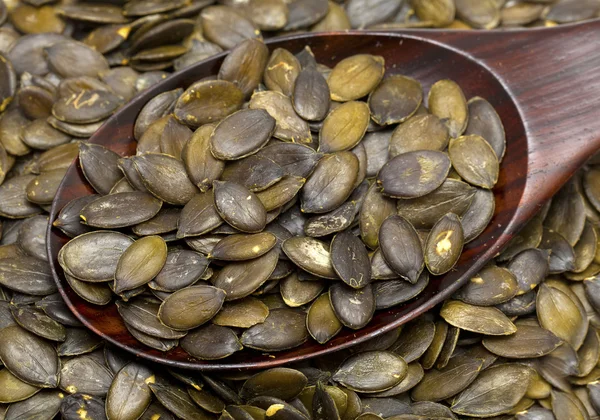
[441,300,517,335]
[464,96,506,159]
[373,272,429,309]
[249,90,312,143]
[307,293,343,344]
[240,368,307,401]
[52,89,123,123]
[201,6,261,50]
[213,248,279,300]
[5,390,63,420]
[455,265,518,306]
[10,304,66,342]
[428,79,468,138]
[187,387,226,414]
[149,376,212,419]
[210,232,277,261]
[152,249,208,292]
[389,318,435,363]
[180,324,242,360]
[212,297,269,329]
[132,207,180,236]
[424,213,464,275]
[482,324,562,358]
[241,308,309,351]
[282,236,336,279]
[158,285,225,331]
[221,155,284,192]
[248,0,289,30]
[0,53,16,114]
[126,324,179,352]
[293,68,330,121]
[57,76,111,98]
[106,362,154,420]
[79,143,122,195]
[0,368,39,403]
[319,101,370,153]
[284,0,329,30]
[114,236,167,294]
[258,142,321,179]
[264,48,301,97]
[256,175,305,212]
[21,119,70,150]
[540,228,576,273]
[210,109,275,160]
[213,180,267,233]
[65,273,112,306]
[302,151,359,213]
[329,282,375,329]
[45,40,109,78]
[174,79,244,128]
[0,324,59,388]
[157,115,192,160]
[280,272,324,307]
[117,298,186,340]
[0,108,30,156]
[572,220,598,273]
[53,194,97,238]
[83,24,131,54]
[176,192,223,239]
[130,18,195,53]
[331,231,371,289]
[333,351,407,393]
[508,248,550,295]
[305,201,356,238]
[81,192,162,229]
[377,215,424,283]
[313,381,340,420]
[47,116,103,138]
[346,0,403,28]
[0,175,42,218]
[461,187,495,242]
[0,256,56,295]
[546,0,599,23]
[182,124,224,192]
[328,54,385,102]
[132,153,199,205]
[360,183,396,249]
[58,3,129,24]
[25,168,66,205]
[369,75,423,125]
[134,89,181,140]
[218,38,269,98]
[59,354,114,396]
[449,135,499,189]
[545,179,586,246]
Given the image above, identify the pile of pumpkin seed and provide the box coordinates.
[0,0,600,418]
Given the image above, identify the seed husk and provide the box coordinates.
[79,143,122,195]
[150,376,213,420]
[105,362,154,420]
[213,180,267,233]
[241,308,308,351]
[158,285,226,331]
[0,368,40,404]
[293,67,330,122]
[307,292,343,344]
[249,90,312,143]
[449,134,499,189]
[52,89,122,123]
[81,192,162,229]
[389,318,435,363]
[258,142,321,179]
[218,38,269,98]
[221,155,284,192]
[65,272,112,305]
[572,221,598,273]
[134,88,181,140]
[45,40,109,78]
[176,192,223,239]
[59,354,114,396]
[369,75,423,125]
[210,232,276,261]
[114,236,167,294]
[508,248,550,295]
[545,179,586,247]
[53,195,98,238]
[117,298,186,340]
[329,282,375,330]
[455,265,518,306]
[4,390,63,420]
[333,351,407,393]
[540,228,576,273]
[9,304,66,342]
[410,0,456,26]
[201,5,260,50]
[57,328,103,357]
[482,324,562,358]
[428,79,468,138]
[424,213,464,275]
[174,79,245,128]
[331,231,371,289]
[464,96,506,159]
[328,54,385,102]
[21,119,70,150]
[0,175,42,219]
[240,368,308,401]
[441,299,517,335]
[451,364,533,417]
[264,48,301,97]
[319,101,370,153]
[373,272,430,309]
[377,215,424,283]
[180,324,242,360]
[282,236,336,279]
[212,297,269,329]
[181,124,223,192]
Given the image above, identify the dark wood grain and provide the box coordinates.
[47,20,600,371]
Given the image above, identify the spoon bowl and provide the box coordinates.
[48,22,600,370]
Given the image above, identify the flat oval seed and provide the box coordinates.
[293,67,330,121]
[240,368,307,400]
[369,75,422,125]
[461,187,495,243]
[218,38,269,98]
[280,272,324,307]
[210,109,275,160]
[332,351,407,393]
[373,272,429,309]
[158,285,226,331]
[45,40,108,78]
[9,304,66,342]
[213,180,267,233]
[149,377,211,420]
[305,201,357,238]
[59,354,114,396]
[455,0,500,29]
[464,96,506,159]
[328,54,385,102]
[545,179,586,247]
[572,220,598,273]
[81,192,162,228]
[79,143,122,195]
[449,135,499,189]
[378,215,424,283]
[507,248,550,295]
[319,101,370,153]
[114,236,167,294]
[176,192,223,239]
[5,390,63,420]
[307,293,343,344]
[117,298,186,340]
[201,5,260,50]
[329,282,375,329]
[132,153,199,205]
[425,213,464,275]
[455,265,519,306]
[53,89,123,123]
[428,79,468,138]
[153,249,209,292]
[378,150,451,198]
[180,324,242,360]
[482,324,562,358]
[134,89,181,140]
[360,183,396,249]
[0,325,59,388]
[331,231,371,289]
[174,79,244,127]
[182,124,224,192]
[256,175,305,212]
[241,308,308,351]
[59,231,133,282]
[282,236,337,279]
[221,155,284,192]
[210,233,277,261]
[440,300,517,335]
[389,318,436,363]
[0,256,56,295]
[212,297,269,328]
[302,151,359,214]
[264,48,301,96]
[258,143,321,179]
[65,273,112,306]
[106,362,154,420]
[0,368,40,403]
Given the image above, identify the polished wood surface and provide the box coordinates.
[47,20,600,370]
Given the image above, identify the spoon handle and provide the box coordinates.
[413,21,600,233]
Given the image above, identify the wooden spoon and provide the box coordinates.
[47,20,600,370]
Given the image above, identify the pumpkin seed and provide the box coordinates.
[307,292,343,344]
[158,285,226,331]
[424,213,464,275]
[369,75,422,125]
[482,324,562,358]
[176,192,223,239]
[117,297,187,339]
[9,304,66,342]
[319,101,370,153]
[331,231,371,289]
[449,134,499,189]
[241,308,308,351]
[210,109,275,160]
[59,354,114,396]
[328,55,385,102]
[410,0,456,26]
[441,299,517,335]
[455,265,518,306]
[4,390,63,420]
[213,180,267,233]
[212,297,269,329]
[428,79,468,138]
[264,48,301,97]
[0,368,40,403]
[464,96,506,159]
[333,351,407,393]
[180,324,242,360]
[329,282,375,329]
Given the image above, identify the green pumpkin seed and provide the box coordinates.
[132,207,180,236]
[213,249,279,300]
[4,390,63,420]
[180,324,242,360]
[249,90,312,143]
[45,40,109,78]
[331,231,371,289]
[319,101,370,153]
[209,232,277,261]
[57,328,103,357]
[449,134,499,189]
[201,5,260,50]
[545,180,586,246]
[284,0,329,30]
[455,265,518,306]
[0,175,42,218]
[373,272,430,309]
[25,168,66,205]
[540,228,576,273]
[507,248,550,295]
[210,109,275,160]
[256,175,305,212]
[264,48,301,97]
[369,75,422,125]
[0,325,59,388]
[188,388,226,414]
[212,297,269,328]
[0,108,31,156]
[134,89,181,140]
[241,308,308,351]
[114,236,167,294]
[221,155,284,192]
[158,285,226,331]
[482,324,562,358]
[258,143,321,179]
[59,354,114,396]
[464,96,506,159]
[410,0,456,26]
[21,119,70,150]
[213,180,267,233]
[125,323,179,352]
[451,364,533,417]
[59,231,133,282]
[292,67,330,122]
[305,201,357,238]
[307,292,343,344]
[240,368,307,401]
[376,215,423,283]
[0,256,56,295]
[65,272,112,305]
[572,221,598,273]
[150,376,213,420]
[424,213,464,275]
[79,143,122,195]
[329,282,375,329]
[313,381,340,420]
[389,114,449,158]
[16,215,47,261]
[218,38,268,98]
[176,192,223,239]
[182,124,224,192]
[52,89,122,123]
[333,351,407,393]
[428,79,468,138]
[17,85,54,120]
[328,55,385,102]
[389,318,435,363]
[81,192,162,229]
[282,236,336,279]
[441,300,517,335]
[117,297,186,339]
[9,304,66,342]
[0,368,40,403]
